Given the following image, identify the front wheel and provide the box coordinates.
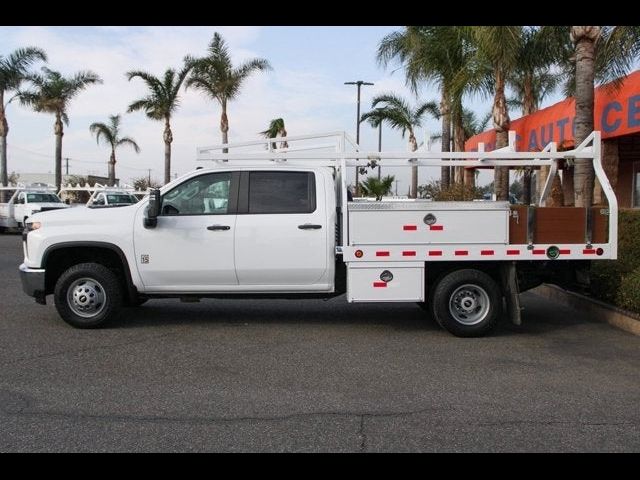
[54,263,123,328]
[431,269,501,337]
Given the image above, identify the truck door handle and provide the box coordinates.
[298,224,322,230]
[207,225,230,231]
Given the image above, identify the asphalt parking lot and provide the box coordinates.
[0,233,639,452]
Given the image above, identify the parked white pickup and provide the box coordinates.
[18,131,617,337]
[0,186,69,230]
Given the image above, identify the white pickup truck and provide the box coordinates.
[19,131,617,337]
[58,184,141,208]
[1,186,70,231]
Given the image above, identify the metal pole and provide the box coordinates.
[377,122,382,180]
[345,80,373,197]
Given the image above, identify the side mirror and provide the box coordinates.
[144,188,161,229]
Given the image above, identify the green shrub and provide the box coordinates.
[590,209,640,313]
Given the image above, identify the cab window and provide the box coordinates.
[161,172,234,215]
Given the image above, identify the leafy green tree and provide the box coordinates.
[89,114,140,186]
[186,32,272,152]
[359,175,395,200]
[126,63,192,185]
[19,67,102,191]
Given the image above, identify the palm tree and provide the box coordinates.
[89,114,140,186]
[260,118,288,149]
[377,27,471,188]
[570,26,640,207]
[185,32,272,152]
[0,47,47,199]
[126,64,192,185]
[359,175,395,200]
[18,67,101,191]
[468,26,523,201]
[508,26,561,205]
[361,93,438,199]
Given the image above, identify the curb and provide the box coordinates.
[531,284,640,336]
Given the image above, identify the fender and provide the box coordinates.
[41,241,138,302]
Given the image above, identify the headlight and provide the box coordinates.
[26,221,42,232]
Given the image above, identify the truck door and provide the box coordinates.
[133,171,239,291]
[234,170,329,287]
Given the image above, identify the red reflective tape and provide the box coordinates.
[559,249,571,254]
[376,251,390,257]
[429,225,444,231]
[532,249,546,255]
[403,225,417,231]
[481,250,494,256]
[428,250,443,256]
[373,282,387,288]
[506,250,520,255]
[455,250,468,256]
[402,251,416,257]
[583,249,596,254]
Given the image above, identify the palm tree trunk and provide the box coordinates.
[440,89,451,188]
[108,149,116,187]
[0,96,7,202]
[522,75,536,205]
[571,26,600,208]
[221,100,229,154]
[409,132,418,199]
[493,70,511,201]
[54,112,63,192]
[164,117,173,185]
[452,102,465,185]
[522,170,532,205]
[562,166,574,206]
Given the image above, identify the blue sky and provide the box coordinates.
[0,26,566,191]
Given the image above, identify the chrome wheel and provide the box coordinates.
[448,284,490,326]
[66,277,107,318]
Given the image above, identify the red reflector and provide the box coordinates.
[354,249,363,258]
[481,250,494,256]
[583,249,596,254]
[373,282,387,288]
[403,225,417,231]
[376,251,390,257]
[402,251,416,257]
[596,248,604,256]
[559,249,571,255]
[506,250,520,255]
[455,250,468,256]
[429,225,444,231]
[532,249,546,255]
[428,251,442,256]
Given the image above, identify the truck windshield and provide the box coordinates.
[106,194,137,204]
[26,193,62,203]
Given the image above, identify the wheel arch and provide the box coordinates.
[42,242,138,302]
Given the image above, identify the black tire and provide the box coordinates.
[54,262,123,329]
[431,269,501,337]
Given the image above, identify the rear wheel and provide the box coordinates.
[54,263,123,328]
[431,269,501,337]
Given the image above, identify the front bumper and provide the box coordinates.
[19,263,46,304]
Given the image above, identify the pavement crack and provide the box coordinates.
[358,415,367,452]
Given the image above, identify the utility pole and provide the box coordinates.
[64,158,69,175]
[395,180,399,196]
[344,80,374,197]
[147,168,152,187]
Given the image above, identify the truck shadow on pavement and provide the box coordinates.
[111,291,599,337]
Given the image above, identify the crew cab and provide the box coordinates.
[18,131,617,337]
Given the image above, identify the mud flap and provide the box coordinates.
[500,261,521,326]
